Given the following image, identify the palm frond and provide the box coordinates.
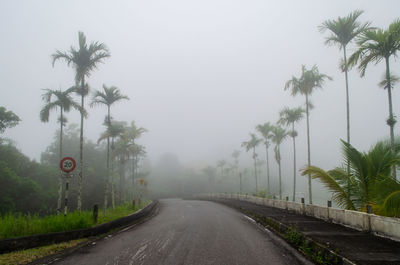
[381,190,400,217]
[302,166,356,210]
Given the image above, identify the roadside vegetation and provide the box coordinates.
[0,201,150,239]
[0,32,148,223]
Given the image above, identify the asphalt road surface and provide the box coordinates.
[52,199,310,265]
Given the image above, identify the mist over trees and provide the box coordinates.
[0,6,400,218]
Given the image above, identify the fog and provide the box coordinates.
[1,0,400,203]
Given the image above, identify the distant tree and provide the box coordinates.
[203,166,217,192]
[98,121,126,211]
[271,125,288,200]
[232,150,241,190]
[242,133,262,193]
[256,122,274,195]
[91,85,129,208]
[129,144,146,199]
[123,121,147,197]
[278,107,304,201]
[216,160,226,179]
[0,106,20,134]
[40,87,84,213]
[285,65,332,204]
[348,20,400,179]
[52,31,110,211]
[114,125,147,204]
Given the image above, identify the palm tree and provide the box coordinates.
[348,20,400,179]
[285,65,332,204]
[217,160,226,179]
[91,85,129,207]
[114,136,130,204]
[242,133,262,193]
[278,107,304,202]
[40,87,84,213]
[52,32,110,211]
[114,122,147,204]
[302,139,400,216]
[129,144,146,200]
[123,121,147,200]
[271,125,288,200]
[319,10,371,149]
[98,121,126,212]
[256,122,274,195]
[232,150,241,191]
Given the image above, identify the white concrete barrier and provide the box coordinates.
[196,193,400,241]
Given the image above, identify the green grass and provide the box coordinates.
[0,239,85,265]
[0,201,150,239]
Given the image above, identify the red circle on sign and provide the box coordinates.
[60,157,76,173]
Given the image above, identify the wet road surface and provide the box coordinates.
[52,199,310,265]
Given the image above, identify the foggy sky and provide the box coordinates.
[1,0,400,184]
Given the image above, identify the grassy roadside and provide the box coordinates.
[0,200,150,239]
[0,239,86,265]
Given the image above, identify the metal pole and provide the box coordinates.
[64,174,70,216]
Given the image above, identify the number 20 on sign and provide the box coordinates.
[60,157,76,173]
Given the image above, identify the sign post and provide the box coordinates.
[60,157,76,216]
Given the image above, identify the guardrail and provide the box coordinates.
[0,201,158,254]
[197,193,400,241]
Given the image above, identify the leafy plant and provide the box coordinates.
[302,139,400,215]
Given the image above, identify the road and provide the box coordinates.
[52,199,310,265]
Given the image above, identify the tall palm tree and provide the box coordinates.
[271,125,288,200]
[319,10,371,149]
[256,122,274,195]
[91,85,129,207]
[98,121,126,212]
[40,87,84,213]
[242,133,262,193]
[285,65,332,204]
[348,20,400,179]
[302,139,400,216]
[52,32,110,211]
[278,107,304,202]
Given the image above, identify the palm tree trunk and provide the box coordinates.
[253,147,258,193]
[77,77,85,212]
[305,93,312,204]
[343,46,351,178]
[385,57,396,180]
[292,123,296,202]
[119,157,126,204]
[132,154,135,200]
[57,108,64,214]
[278,145,282,200]
[265,144,270,195]
[104,106,111,214]
[111,138,115,209]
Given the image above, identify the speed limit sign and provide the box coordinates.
[60,157,77,173]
